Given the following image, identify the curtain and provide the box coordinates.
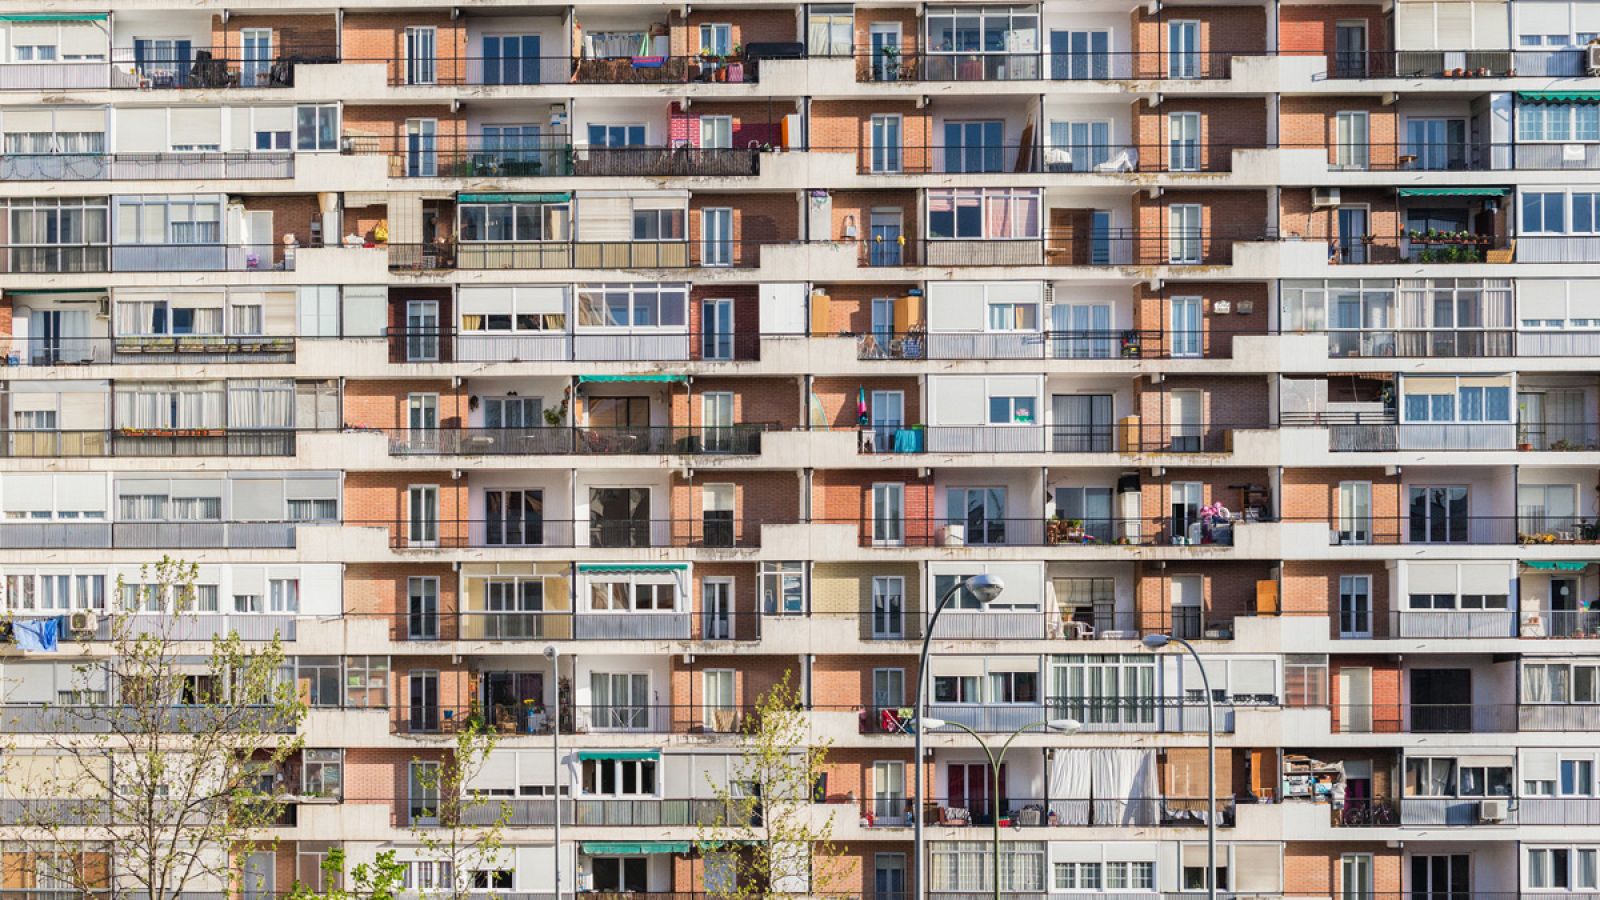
[1047,747,1092,825]
[1093,748,1157,825]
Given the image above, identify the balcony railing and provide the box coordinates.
[109,46,339,88]
[379,516,772,551]
[856,421,1262,455]
[0,521,316,551]
[1283,412,1600,452]
[387,239,771,271]
[917,699,1247,734]
[0,152,294,181]
[0,429,297,458]
[853,48,1245,82]
[386,328,762,363]
[854,328,1253,361]
[850,141,1260,175]
[0,704,294,733]
[839,515,1244,549]
[451,797,753,828]
[380,425,768,456]
[356,54,763,86]
[0,245,298,274]
[1315,48,1584,78]
[394,703,759,736]
[856,796,1231,829]
[1332,703,1518,734]
[404,610,761,643]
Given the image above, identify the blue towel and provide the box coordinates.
[13,618,58,652]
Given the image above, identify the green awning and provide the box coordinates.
[0,14,107,20]
[1523,560,1590,571]
[457,192,571,203]
[577,750,661,762]
[1398,188,1509,198]
[577,563,688,574]
[581,842,690,855]
[1518,91,1600,104]
[577,374,686,384]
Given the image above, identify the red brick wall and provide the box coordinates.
[1330,655,1402,733]
[1130,6,1268,77]
[1279,6,1391,57]
[1281,561,1394,639]
[344,471,465,545]
[342,12,466,83]
[810,99,932,164]
[1134,560,1274,633]
[670,471,801,544]
[813,469,932,543]
[210,14,338,57]
[1133,98,1268,171]
[1133,190,1270,263]
[1280,96,1398,167]
[813,376,920,429]
[668,376,800,429]
[1133,281,1269,358]
[689,192,799,267]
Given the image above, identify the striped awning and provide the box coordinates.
[1518,91,1600,104]
[1397,187,1508,198]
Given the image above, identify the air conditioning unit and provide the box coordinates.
[68,610,99,634]
[1587,44,1600,75]
[1478,798,1508,822]
[1313,187,1341,207]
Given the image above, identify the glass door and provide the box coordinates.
[1170,391,1203,451]
[407,485,439,547]
[1339,575,1372,638]
[1169,205,1201,263]
[405,300,440,361]
[871,576,905,638]
[1341,854,1373,900]
[703,669,736,731]
[872,761,906,820]
[948,487,1006,545]
[1049,120,1111,173]
[870,114,903,173]
[241,29,272,87]
[943,120,1004,173]
[1168,21,1200,78]
[484,34,540,85]
[702,297,735,360]
[1052,29,1110,80]
[872,483,904,545]
[1337,206,1369,263]
[485,489,543,546]
[1336,111,1370,170]
[1338,481,1372,544]
[1169,111,1200,171]
[702,483,735,547]
[702,391,734,452]
[702,208,733,267]
[405,26,438,85]
[408,577,439,640]
[1169,296,1202,356]
[869,390,904,449]
[703,579,732,639]
[1335,22,1367,77]
[1408,486,1469,543]
[869,23,902,81]
[406,118,438,177]
[1407,118,1467,171]
[868,211,903,266]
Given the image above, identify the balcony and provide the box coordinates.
[0,153,294,182]
[394,703,756,736]
[381,426,768,457]
[847,516,1237,549]
[1282,412,1594,452]
[0,704,293,733]
[423,610,760,643]
[0,520,315,551]
[853,49,1245,82]
[860,421,1260,455]
[109,46,339,89]
[1332,703,1517,734]
[453,797,751,828]
[0,429,296,459]
[387,239,768,271]
[382,517,773,551]
[1317,48,1587,78]
[921,699,1243,734]
[0,245,302,274]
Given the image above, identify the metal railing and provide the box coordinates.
[108,46,340,88]
[1331,703,1518,734]
[854,328,1251,361]
[854,49,1244,82]
[0,520,317,550]
[398,610,761,643]
[380,425,769,456]
[0,152,294,181]
[1283,413,1600,453]
[386,328,763,363]
[0,429,297,458]
[849,141,1262,175]
[1317,515,1585,546]
[858,796,1232,828]
[855,422,1263,455]
[0,244,299,274]
[0,704,295,733]
[1314,48,1582,78]
[448,796,754,828]
[392,703,759,736]
[379,515,772,551]
[837,515,1247,549]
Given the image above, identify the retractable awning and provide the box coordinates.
[577,374,686,384]
[1522,560,1590,571]
[1518,91,1600,104]
[0,13,107,19]
[1397,188,1509,198]
[581,841,691,855]
[457,193,571,203]
[576,563,688,574]
[577,750,661,761]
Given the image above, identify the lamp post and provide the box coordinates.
[913,573,1004,900]
[543,645,562,900]
[922,717,1082,900]
[1143,633,1215,900]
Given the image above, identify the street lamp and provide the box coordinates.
[1143,633,1215,900]
[543,645,562,900]
[922,718,1081,900]
[913,573,1003,900]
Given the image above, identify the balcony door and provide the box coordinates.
[1410,668,1471,732]
[1170,390,1203,451]
[407,485,438,547]
[1168,20,1200,78]
[1052,394,1114,452]
[948,762,1006,824]
[1407,118,1466,171]
[702,391,735,453]
[405,300,440,361]
[1335,111,1370,171]
[407,576,439,640]
[871,483,905,546]
[1408,486,1469,543]
[1339,575,1372,638]
[485,488,543,547]
[701,207,733,267]
[1341,854,1373,900]
[948,487,1005,545]
[703,578,733,639]
[1170,574,1202,639]
[1409,854,1469,900]
[1056,486,1114,543]
[872,576,905,639]
[1337,205,1369,263]
[1171,481,1203,542]
[1169,204,1201,264]
[701,297,735,360]
[483,672,543,726]
[483,34,541,85]
[590,487,650,548]
[590,672,650,730]
[702,482,734,547]
[872,760,906,819]
[405,26,437,85]
[869,23,902,81]
[241,29,272,87]
[869,390,905,449]
[1051,29,1110,80]
[944,120,1005,174]
[1168,111,1200,172]
[1334,21,1367,77]
[406,118,438,177]
[869,210,904,266]
[1338,481,1372,544]
[1169,296,1202,357]
[1049,120,1111,173]
[869,114,903,173]
[1337,666,1372,733]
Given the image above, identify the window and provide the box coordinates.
[632,208,685,241]
[1527,847,1599,890]
[987,299,1038,331]
[1285,654,1329,706]
[1055,862,1101,890]
[987,395,1036,424]
[589,579,676,612]
[344,656,389,708]
[116,197,222,245]
[1574,193,1600,234]
[580,757,659,796]
[576,283,688,328]
[287,498,337,521]
[299,657,342,707]
[1049,654,1157,725]
[987,669,1038,703]
[588,124,646,147]
[808,6,854,56]
[1562,759,1595,796]
[295,105,338,152]
[469,870,512,891]
[1339,575,1372,637]
[1524,661,1600,704]
[1519,102,1600,142]
[929,841,1046,893]
[302,749,342,797]
[459,201,570,243]
[870,114,903,173]
[699,23,733,56]
[760,561,805,615]
[269,578,299,612]
[928,189,1041,240]
[1401,376,1511,424]
[1525,192,1569,234]
[933,674,980,703]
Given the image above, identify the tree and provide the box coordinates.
[406,715,513,900]
[0,556,307,900]
[696,670,854,899]
[288,847,408,900]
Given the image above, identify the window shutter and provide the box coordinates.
[577,197,632,240]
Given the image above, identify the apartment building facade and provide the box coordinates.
[1,0,1599,897]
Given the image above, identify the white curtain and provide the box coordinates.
[1093,748,1157,826]
[1047,747,1092,825]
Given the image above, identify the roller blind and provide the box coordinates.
[171,107,222,146]
[261,289,297,336]
[4,110,54,133]
[518,286,568,315]
[1052,844,1103,863]
[1408,563,1459,594]
[285,477,339,500]
[928,289,985,331]
[171,478,224,500]
[987,281,1044,303]
[1437,4,1473,46]
[630,193,689,211]
[1103,842,1159,862]
[8,22,56,43]
[232,567,267,596]
[3,474,53,512]
[53,108,105,133]
[1184,656,1230,690]
[578,197,632,241]
[56,473,105,511]
[342,286,387,336]
[1230,659,1276,695]
[467,751,517,792]
[116,478,169,497]
[1567,281,1600,318]
[1473,1,1508,47]
[58,22,106,56]
[231,479,284,519]
[1397,3,1437,48]
[932,657,986,677]
[59,392,105,428]
[934,378,986,425]
[1232,845,1281,892]
[5,664,57,703]
[254,106,294,133]
[9,392,56,413]
[1460,562,1511,593]
[987,375,1039,397]
[1522,749,1559,781]
[1519,279,1568,320]
[460,287,515,315]
[985,656,1037,673]
[517,749,555,786]
[115,108,167,153]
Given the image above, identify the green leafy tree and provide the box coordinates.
[288,847,408,900]
[407,716,513,900]
[0,556,307,900]
[696,671,854,899]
